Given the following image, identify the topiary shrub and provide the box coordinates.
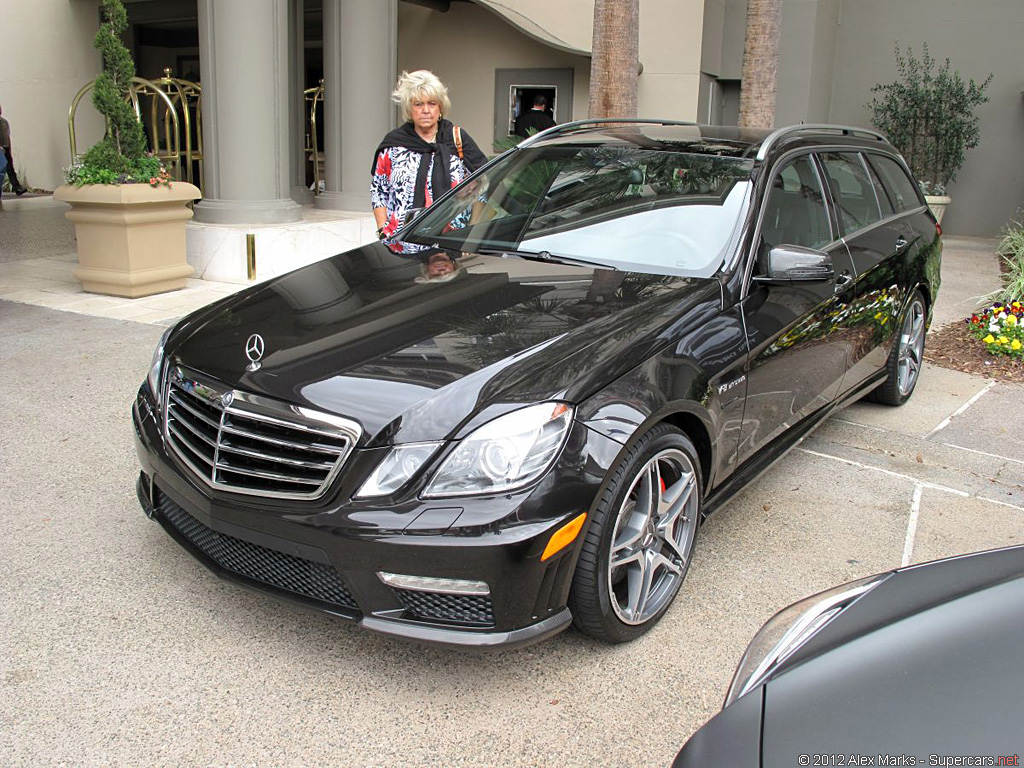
[65,0,170,187]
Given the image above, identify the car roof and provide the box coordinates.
[522,119,893,161]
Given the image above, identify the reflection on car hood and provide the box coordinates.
[168,243,720,445]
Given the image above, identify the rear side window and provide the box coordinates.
[818,152,881,235]
[868,155,924,213]
[865,161,895,218]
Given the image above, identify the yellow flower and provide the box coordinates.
[1006,314,1018,326]
[983,334,996,343]
[1012,339,1022,350]
[998,336,1009,344]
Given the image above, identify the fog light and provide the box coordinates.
[378,572,490,596]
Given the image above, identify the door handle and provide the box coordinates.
[834,272,854,294]
[895,236,909,252]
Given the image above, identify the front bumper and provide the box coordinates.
[132,386,620,649]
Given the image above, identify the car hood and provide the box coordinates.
[168,244,720,446]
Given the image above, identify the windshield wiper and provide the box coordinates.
[474,247,617,271]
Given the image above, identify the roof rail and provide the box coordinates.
[517,117,698,149]
[756,124,889,160]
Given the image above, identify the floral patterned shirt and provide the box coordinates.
[371,147,474,255]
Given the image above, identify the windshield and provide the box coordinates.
[402,144,754,277]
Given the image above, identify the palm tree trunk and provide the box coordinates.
[588,0,640,119]
[738,0,782,129]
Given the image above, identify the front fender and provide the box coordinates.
[577,306,749,495]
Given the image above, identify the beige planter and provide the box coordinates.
[924,194,951,226]
[54,181,201,298]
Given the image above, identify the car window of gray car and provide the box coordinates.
[867,154,925,214]
[819,152,883,235]
[759,154,832,253]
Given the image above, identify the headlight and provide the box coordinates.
[723,572,890,707]
[424,402,573,498]
[147,326,172,405]
[354,443,440,498]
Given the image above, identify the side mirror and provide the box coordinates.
[754,245,835,284]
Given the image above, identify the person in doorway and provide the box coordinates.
[0,104,29,196]
[370,70,486,256]
[514,94,556,139]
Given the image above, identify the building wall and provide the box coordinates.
[827,0,1024,236]
[398,0,707,152]
[1,0,104,191]
[775,0,838,125]
[637,0,705,121]
[713,0,1023,236]
[397,2,592,153]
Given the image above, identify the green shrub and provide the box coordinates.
[996,219,1024,306]
[869,44,992,190]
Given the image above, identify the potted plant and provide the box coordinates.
[869,44,992,225]
[54,0,200,298]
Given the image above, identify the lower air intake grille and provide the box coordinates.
[158,494,358,612]
[393,588,495,627]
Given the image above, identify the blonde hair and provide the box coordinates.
[392,70,451,122]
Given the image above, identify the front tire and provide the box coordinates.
[569,424,701,643]
[871,290,927,406]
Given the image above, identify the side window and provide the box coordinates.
[865,160,895,218]
[760,155,832,252]
[868,155,924,214]
[819,152,882,234]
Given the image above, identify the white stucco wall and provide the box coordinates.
[1,0,104,191]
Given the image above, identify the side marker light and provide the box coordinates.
[541,512,587,562]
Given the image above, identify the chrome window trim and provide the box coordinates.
[162,364,361,501]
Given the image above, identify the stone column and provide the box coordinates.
[193,0,302,224]
[315,0,397,213]
[290,0,312,204]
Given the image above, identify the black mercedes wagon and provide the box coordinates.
[132,120,941,648]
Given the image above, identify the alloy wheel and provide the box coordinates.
[897,299,926,397]
[607,448,699,626]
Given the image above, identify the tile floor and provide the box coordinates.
[1,196,261,327]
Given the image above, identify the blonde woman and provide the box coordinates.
[370,70,486,255]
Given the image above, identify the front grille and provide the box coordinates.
[394,588,495,628]
[164,366,359,500]
[158,494,359,611]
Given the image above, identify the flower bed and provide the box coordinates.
[968,302,1024,358]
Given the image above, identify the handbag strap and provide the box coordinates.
[453,125,464,160]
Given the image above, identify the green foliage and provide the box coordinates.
[869,44,992,188]
[996,219,1024,306]
[67,0,162,186]
[65,153,165,186]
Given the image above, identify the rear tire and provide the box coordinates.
[568,424,701,643]
[871,290,927,406]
